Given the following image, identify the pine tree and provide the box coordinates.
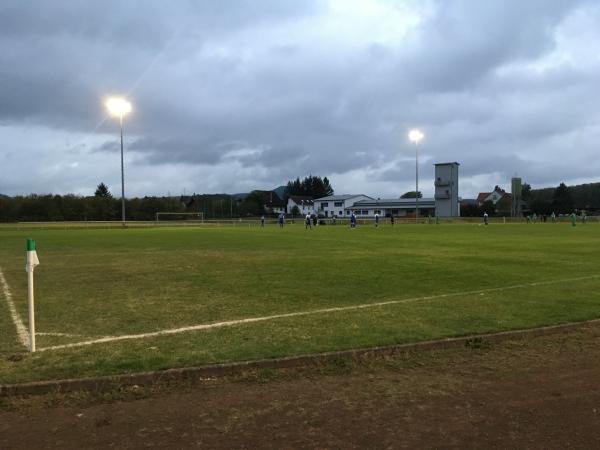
[284,175,334,199]
[94,182,112,198]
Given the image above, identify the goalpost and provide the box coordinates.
[155,212,204,223]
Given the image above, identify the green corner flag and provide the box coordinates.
[26,238,39,352]
[26,238,40,272]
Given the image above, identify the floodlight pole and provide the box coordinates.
[415,140,419,223]
[120,114,126,226]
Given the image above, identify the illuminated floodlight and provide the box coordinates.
[408,129,424,143]
[106,97,132,117]
[407,128,425,221]
[105,96,133,226]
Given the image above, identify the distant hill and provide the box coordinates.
[569,182,600,209]
[231,192,249,200]
[231,186,285,201]
[272,185,286,199]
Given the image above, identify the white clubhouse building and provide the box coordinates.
[312,162,460,218]
[313,194,372,218]
[286,196,315,215]
[346,198,436,218]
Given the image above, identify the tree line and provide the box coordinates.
[0,176,336,222]
[0,193,184,223]
[461,181,600,217]
[525,182,600,215]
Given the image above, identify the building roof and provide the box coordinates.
[347,198,435,209]
[288,195,314,204]
[476,192,491,203]
[314,194,372,202]
[434,162,460,166]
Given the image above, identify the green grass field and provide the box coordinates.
[1,222,599,384]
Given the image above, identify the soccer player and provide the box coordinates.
[260,215,265,227]
[390,214,395,226]
[305,213,312,229]
[278,213,284,228]
[570,211,577,227]
[483,212,489,226]
[374,213,379,228]
[350,212,357,228]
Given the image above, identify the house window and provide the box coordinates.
[346,210,350,215]
[334,201,343,207]
[339,211,343,216]
[321,202,328,207]
[374,210,381,215]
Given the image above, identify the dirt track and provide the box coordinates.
[2,324,600,449]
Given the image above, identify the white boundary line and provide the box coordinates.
[0,267,30,348]
[37,332,82,337]
[38,274,600,352]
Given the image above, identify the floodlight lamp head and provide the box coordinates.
[106,97,132,118]
[408,129,424,143]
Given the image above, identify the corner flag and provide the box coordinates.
[26,238,40,273]
[25,238,39,352]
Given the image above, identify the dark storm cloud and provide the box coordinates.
[1,0,599,196]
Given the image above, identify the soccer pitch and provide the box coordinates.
[1,222,599,384]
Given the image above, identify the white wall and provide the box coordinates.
[287,198,314,215]
[315,195,371,217]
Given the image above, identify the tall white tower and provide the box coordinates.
[434,162,460,217]
[511,177,522,217]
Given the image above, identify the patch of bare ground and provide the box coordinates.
[2,323,600,449]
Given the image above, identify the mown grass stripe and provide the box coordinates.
[39,273,599,352]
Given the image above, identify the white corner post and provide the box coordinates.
[26,238,40,352]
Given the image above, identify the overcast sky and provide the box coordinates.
[1,0,599,199]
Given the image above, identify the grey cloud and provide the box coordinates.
[374,163,417,184]
[128,136,223,165]
[0,1,318,45]
[1,0,599,198]
[405,0,584,91]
